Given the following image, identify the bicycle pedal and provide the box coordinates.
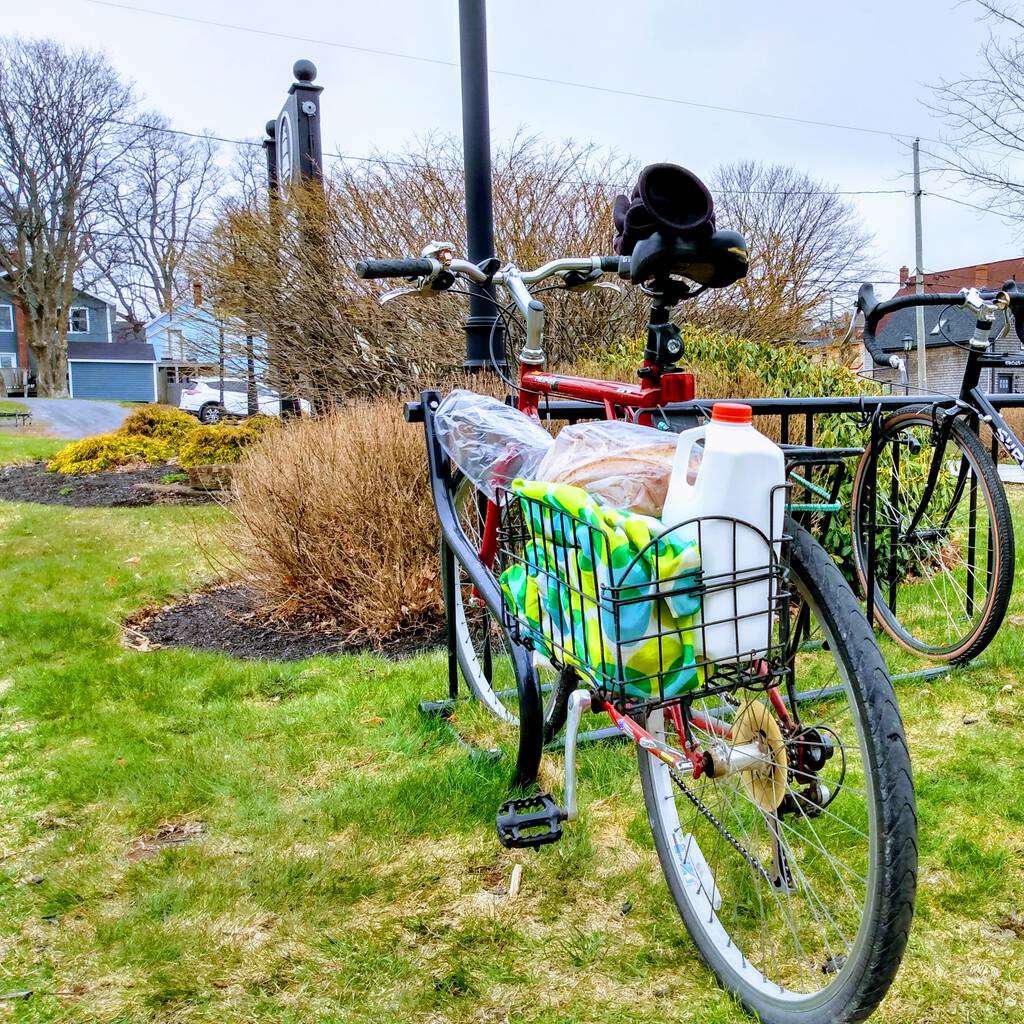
[495,792,566,849]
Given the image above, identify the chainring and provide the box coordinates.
[732,700,788,812]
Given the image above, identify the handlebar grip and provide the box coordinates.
[600,255,624,274]
[355,258,434,280]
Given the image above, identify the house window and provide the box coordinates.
[0,305,12,333]
[0,353,15,368]
[68,307,89,334]
[997,372,1014,394]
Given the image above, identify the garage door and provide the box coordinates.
[69,361,156,402]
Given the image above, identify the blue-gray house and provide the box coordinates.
[146,301,267,403]
[0,278,157,401]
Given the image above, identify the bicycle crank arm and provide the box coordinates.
[562,689,591,821]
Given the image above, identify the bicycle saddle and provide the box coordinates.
[613,163,748,289]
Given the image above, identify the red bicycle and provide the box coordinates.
[356,168,915,1023]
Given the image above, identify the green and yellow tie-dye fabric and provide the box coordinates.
[499,479,704,700]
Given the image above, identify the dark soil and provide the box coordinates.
[127,584,443,662]
[0,462,219,507]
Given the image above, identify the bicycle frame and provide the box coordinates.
[422,335,815,784]
[411,257,852,785]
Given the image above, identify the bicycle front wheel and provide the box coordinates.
[448,475,572,742]
[850,406,1014,662]
[638,521,916,1024]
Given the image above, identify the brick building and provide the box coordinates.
[867,258,1024,394]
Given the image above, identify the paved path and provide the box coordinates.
[999,464,1024,484]
[22,398,131,439]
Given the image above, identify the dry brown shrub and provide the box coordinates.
[231,401,443,642]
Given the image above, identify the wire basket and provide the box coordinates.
[496,484,793,710]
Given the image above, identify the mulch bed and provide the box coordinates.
[126,584,443,662]
[0,462,219,507]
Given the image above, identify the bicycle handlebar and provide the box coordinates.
[857,281,1024,369]
[355,253,628,286]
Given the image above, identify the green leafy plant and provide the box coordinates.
[47,433,172,474]
[160,472,189,485]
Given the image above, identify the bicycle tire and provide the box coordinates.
[638,520,917,1023]
[447,475,572,743]
[850,405,1014,663]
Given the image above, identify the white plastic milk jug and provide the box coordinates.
[661,402,786,662]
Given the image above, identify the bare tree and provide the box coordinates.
[87,114,223,326]
[0,37,135,396]
[699,162,876,342]
[192,133,641,403]
[928,1,1024,225]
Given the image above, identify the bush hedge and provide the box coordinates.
[120,404,199,447]
[47,433,172,474]
[48,407,280,475]
[231,401,442,642]
[177,421,260,468]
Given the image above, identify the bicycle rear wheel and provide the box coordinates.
[638,521,916,1024]
[448,475,572,742]
[850,406,1014,663]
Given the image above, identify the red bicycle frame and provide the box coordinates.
[468,358,796,763]
[516,362,695,422]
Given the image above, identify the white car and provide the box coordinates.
[179,377,311,423]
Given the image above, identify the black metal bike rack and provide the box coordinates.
[407,390,1024,770]
[413,389,545,788]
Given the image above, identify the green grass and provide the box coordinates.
[0,435,1023,1021]
[0,434,63,464]
[0,399,28,414]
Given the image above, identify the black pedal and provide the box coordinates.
[495,792,566,849]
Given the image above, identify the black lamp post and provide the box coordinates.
[458,0,504,369]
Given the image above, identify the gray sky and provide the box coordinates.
[3,0,1020,297]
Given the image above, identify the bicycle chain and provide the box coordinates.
[668,764,774,886]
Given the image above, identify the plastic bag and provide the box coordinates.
[534,420,678,516]
[434,389,554,500]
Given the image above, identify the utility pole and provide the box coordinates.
[458,0,504,369]
[913,138,927,390]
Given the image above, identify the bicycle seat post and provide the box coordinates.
[642,281,688,373]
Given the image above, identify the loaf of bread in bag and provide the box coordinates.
[535,422,676,517]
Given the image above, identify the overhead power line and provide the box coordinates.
[87,0,941,143]
[926,191,1010,217]
[111,115,912,198]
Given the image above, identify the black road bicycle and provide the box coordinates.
[853,282,1024,662]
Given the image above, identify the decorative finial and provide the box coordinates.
[264,119,276,138]
[293,59,317,84]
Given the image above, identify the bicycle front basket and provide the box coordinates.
[497,480,706,703]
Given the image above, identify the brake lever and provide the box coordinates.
[380,284,430,305]
[561,268,621,293]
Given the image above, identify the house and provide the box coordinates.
[0,278,157,401]
[867,259,1024,394]
[145,289,265,405]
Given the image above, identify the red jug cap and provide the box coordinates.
[711,402,753,425]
